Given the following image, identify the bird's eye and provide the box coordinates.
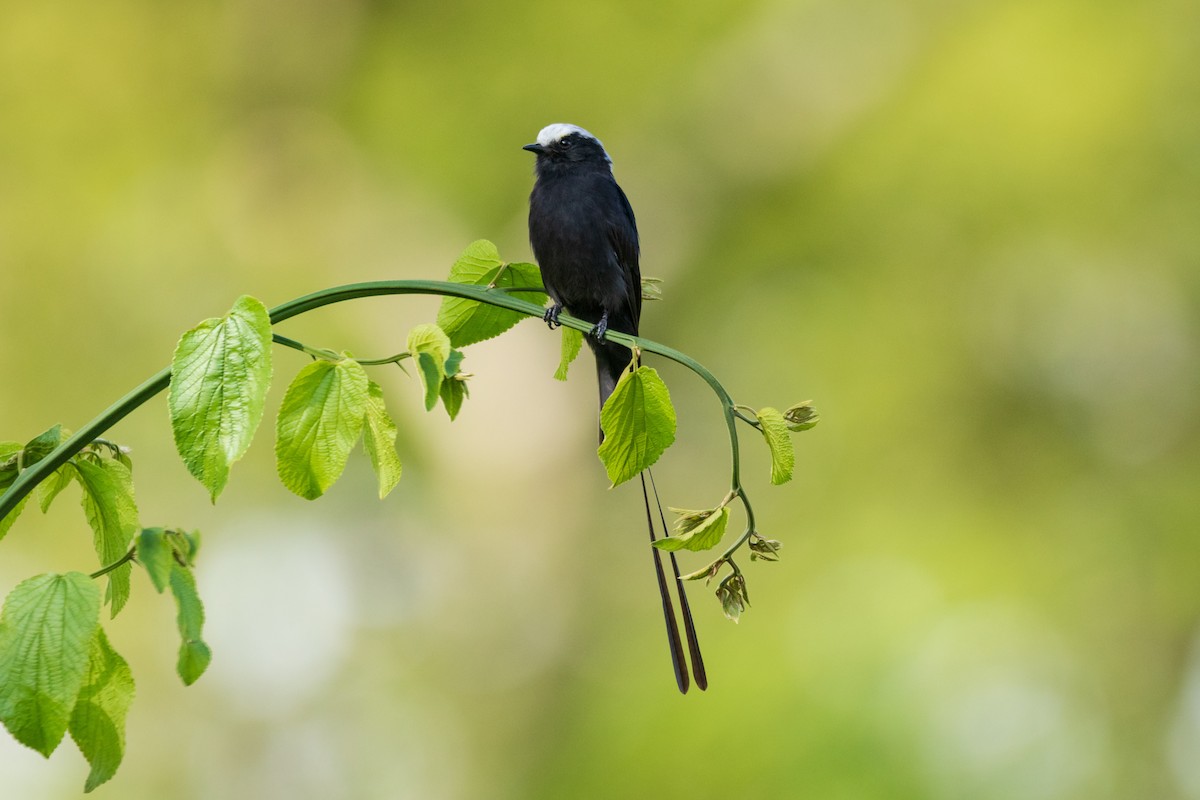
[560,137,572,148]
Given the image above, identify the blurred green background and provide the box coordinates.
[2,0,1199,797]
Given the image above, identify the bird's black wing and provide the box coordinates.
[607,179,642,330]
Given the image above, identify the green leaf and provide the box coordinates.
[75,459,138,617]
[0,440,21,492]
[68,626,134,792]
[444,349,465,378]
[135,528,174,593]
[169,295,274,502]
[22,424,66,468]
[554,327,584,381]
[438,348,469,420]
[439,376,468,420]
[436,240,547,348]
[0,573,101,756]
[416,352,442,411]
[0,494,28,543]
[177,639,211,689]
[407,323,452,364]
[653,506,730,552]
[38,464,76,514]
[680,561,723,583]
[756,407,795,485]
[362,381,402,499]
[597,366,677,486]
[275,358,369,500]
[407,324,452,411]
[1,441,28,540]
[169,567,210,685]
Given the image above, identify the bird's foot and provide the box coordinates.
[589,311,609,342]
[543,303,563,329]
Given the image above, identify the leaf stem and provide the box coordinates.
[356,353,413,367]
[90,547,136,580]
[271,334,339,361]
[733,406,763,428]
[272,333,411,367]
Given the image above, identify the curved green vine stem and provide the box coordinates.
[1,366,174,521]
[0,279,752,560]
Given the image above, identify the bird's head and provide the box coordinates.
[522,123,612,166]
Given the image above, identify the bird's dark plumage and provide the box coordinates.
[524,123,706,693]
[525,125,641,412]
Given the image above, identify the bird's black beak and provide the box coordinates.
[522,143,544,154]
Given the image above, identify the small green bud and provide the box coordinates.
[716,573,749,623]
[166,528,202,567]
[669,506,716,536]
[748,535,783,562]
[783,401,818,432]
[681,559,724,583]
[0,453,19,490]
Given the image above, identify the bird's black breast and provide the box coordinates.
[528,166,641,333]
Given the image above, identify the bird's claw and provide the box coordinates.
[544,304,563,329]
[589,312,609,342]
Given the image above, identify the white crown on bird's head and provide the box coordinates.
[534,123,611,163]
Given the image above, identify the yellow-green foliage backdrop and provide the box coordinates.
[2,1,1197,797]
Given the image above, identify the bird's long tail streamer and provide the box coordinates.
[641,469,707,693]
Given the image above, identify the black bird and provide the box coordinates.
[524,123,706,693]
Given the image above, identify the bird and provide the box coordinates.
[523,123,706,693]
